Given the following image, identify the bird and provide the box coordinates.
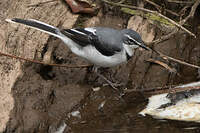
[6,18,150,89]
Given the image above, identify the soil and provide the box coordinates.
[0,0,200,133]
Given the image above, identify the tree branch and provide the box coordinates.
[179,0,200,25]
[167,0,195,4]
[147,0,200,45]
[0,51,91,68]
[144,0,179,17]
[101,0,196,38]
[154,50,200,69]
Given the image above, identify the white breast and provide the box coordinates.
[81,45,127,67]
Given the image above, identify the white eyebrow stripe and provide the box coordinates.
[125,34,142,46]
[84,28,96,35]
[71,29,87,35]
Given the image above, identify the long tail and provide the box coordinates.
[6,18,61,38]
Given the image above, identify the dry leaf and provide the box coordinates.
[146,58,177,73]
[65,0,96,14]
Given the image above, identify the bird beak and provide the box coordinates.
[139,42,151,51]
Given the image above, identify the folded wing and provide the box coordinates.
[61,28,122,56]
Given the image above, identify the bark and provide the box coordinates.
[0,0,83,132]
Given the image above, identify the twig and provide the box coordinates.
[155,51,200,69]
[124,85,176,93]
[154,11,196,37]
[147,0,200,45]
[145,46,200,73]
[0,51,91,68]
[27,0,59,7]
[118,0,126,4]
[145,0,179,17]
[179,5,190,22]
[146,58,177,73]
[167,0,195,4]
[146,85,200,95]
[147,47,200,69]
[126,83,200,95]
[146,28,178,45]
[101,0,196,38]
[145,48,200,76]
[145,0,161,11]
[179,0,200,25]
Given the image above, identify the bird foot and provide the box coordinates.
[92,67,125,96]
[95,71,124,90]
[103,82,123,89]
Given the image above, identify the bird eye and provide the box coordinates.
[128,39,134,43]
[124,35,138,45]
[127,38,136,45]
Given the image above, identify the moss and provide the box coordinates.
[147,13,174,26]
[121,7,175,26]
[120,7,141,16]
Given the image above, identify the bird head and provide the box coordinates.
[122,29,151,51]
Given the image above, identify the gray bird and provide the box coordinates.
[6,18,150,89]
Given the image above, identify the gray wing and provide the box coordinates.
[94,27,123,56]
[61,27,123,56]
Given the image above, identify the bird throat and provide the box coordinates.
[126,52,132,60]
[123,44,133,60]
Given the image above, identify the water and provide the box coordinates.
[68,88,200,133]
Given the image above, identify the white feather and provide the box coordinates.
[5,19,15,23]
[84,28,96,35]
[29,19,57,29]
[71,29,86,35]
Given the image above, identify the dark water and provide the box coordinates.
[68,89,200,133]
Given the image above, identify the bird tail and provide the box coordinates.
[6,18,61,38]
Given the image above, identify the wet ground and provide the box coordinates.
[2,1,200,133]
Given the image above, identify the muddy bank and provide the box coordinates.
[0,0,200,133]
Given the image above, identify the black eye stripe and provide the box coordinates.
[125,34,138,44]
[128,38,138,45]
[128,39,134,42]
[125,34,143,46]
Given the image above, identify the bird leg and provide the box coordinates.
[93,67,121,90]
